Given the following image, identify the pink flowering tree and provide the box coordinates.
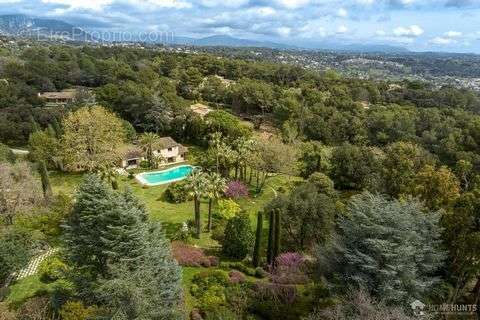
[225,180,249,199]
[271,252,309,285]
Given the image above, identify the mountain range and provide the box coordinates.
[0,14,409,53]
[0,14,94,41]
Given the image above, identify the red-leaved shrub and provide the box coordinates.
[228,270,246,284]
[172,241,219,267]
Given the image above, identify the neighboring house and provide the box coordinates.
[120,146,144,169]
[38,89,76,106]
[190,103,212,118]
[120,137,188,169]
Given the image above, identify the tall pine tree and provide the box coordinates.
[63,175,182,316]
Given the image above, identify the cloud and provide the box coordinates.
[2,0,480,52]
[132,0,192,9]
[337,8,348,17]
[298,21,327,38]
[430,36,455,45]
[393,25,424,37]
[252,6,276,16]
[274,0,310,9]
[276,26,291,37]
[42,0,113,11]
[336,25,348,34]
[444,30,462,37]
[198,0,248,8]
[356,0,375,4]
[445,0,473,7]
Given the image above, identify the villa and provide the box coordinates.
[38,89,77,106]
[190,103,212,118]
[120,137,188,169]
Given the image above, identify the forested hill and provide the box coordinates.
[1,43,480,171]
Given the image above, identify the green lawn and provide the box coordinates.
[49,168,300,248]
[6,275,50,308]
[44,167,301,314]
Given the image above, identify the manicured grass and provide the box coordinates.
[6,275,50,308]
[49,168,300,249]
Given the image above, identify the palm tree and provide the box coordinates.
[185,169,208,239]
[205,172,227,232]
[209,132,223,174]
[139,132,160,168]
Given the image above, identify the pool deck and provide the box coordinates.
[135,164,194,187]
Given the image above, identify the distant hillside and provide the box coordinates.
[0,14,94,41]
[189,35,296,49]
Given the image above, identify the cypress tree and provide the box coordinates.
[222,214,254,259]
[267,209,275,265]
[51,117,62,138]
[29,115,40,133]
[273,209,281,263]
[252,211,263,267]
[37,160,52,199]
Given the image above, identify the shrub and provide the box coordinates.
[59,301,99,320]
[0,143,16,163]
[172,222,192,243]
[215,199,241,220]
[38,255,68,283]
[225,181,249,199]
[164,181,189,203]
[271,252,308,285]
[172,241,218,267]
[220,262,267,279]
[211,222,226,243]
[190,308,203,320]
[197,285,226,312]
[228,271,246,284]
[222,214,254,259]
[255,282,297,305]
[255,267,269,279]
[203,307,239,320]
[307,290,415,320]
[17,296,51,320]
[0,228,33,284]
[192,270,230,291]
[191,270,231,313]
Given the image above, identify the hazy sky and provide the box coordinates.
[2,0,480,52]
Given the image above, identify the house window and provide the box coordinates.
[127,159,138,166]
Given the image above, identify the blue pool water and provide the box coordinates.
[137,165,194,186]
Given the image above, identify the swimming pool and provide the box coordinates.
[136,165,194,186]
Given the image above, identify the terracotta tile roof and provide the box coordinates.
[38,89,76,100]
[158,137,179,149]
